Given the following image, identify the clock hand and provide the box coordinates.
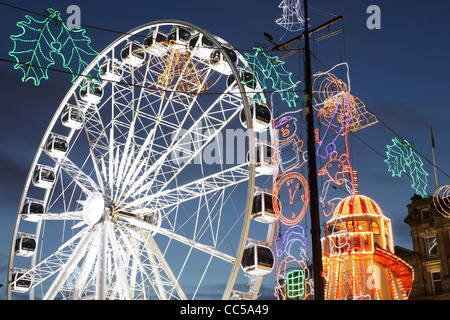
[289,182,300,204]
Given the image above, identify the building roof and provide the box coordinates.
[332,194,384,220]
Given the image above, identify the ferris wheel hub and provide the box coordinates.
[82,192,106,226]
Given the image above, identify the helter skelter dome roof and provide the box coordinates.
[331,194,384,220]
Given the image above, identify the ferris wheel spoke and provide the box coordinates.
[113,93,204,206]
[113,117,137,200]
[71,229,100,299]
[106,221,131,299]
[113,127,158,205]
[35,210,84,222]
[158,227,235,264]
[82,101,117,196]
[83,103,111,161]
[45,151,101,196]
[118,214,235,264]
[117,225,183,299]
[113,78,240,209]
[196,187,226,247]
[144,92,242,199]
[44,225,98,299]
[116,220,187,299]
[115,225,156,299]
[123,163,249,211]
[10,225,92,293]
[140,230,187,300]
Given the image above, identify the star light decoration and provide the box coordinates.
[9,7,99,86]
[384,138,429,198]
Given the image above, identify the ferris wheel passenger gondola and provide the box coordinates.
[44,134,68,159]
[14,233,36,257]
[61,104,84,129]
[227,69,259,97]
[240,101,271,133]
[210,43,237,75]
[32,165,55,189]
[80,80,103,104]
[99,58,123,83]
[167,26,192,53]
[241,242,274,276]
[144,30,169,57]
[121,40,146,67]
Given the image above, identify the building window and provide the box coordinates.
[421,208,430,221]
[425,236,439,258]
[431,272,443,295]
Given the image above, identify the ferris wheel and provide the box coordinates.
[7,20,278,300]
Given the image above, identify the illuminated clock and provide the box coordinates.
[273,171,309,226]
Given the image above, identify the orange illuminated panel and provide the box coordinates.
[374,247,414,298]
[323,232,373,257]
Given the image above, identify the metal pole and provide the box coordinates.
[429,122,439,191]
[303,0,324,300]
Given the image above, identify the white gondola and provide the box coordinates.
[80,80,103,104]
[14,233,36,257]
[227,69,259,96]
[44,134,68,159]
[10,268,32,293]
[209,43,238,75]
[21,199,44,218]
[121,40,146,67]
[241,242,274,276]
[167,26,192,53]
[32,165,55,189]
[144,29,169,57]
[99,58,123,83]
[252,189,277,224]
[249,141,275,175]
[240,101,272,132]
[61,104,84,129]
[189,33,214,61]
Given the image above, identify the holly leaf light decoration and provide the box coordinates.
[244,47,299,108]
[385,138,429,197]
[9,8,99,86]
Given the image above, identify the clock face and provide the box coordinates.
[273,171,309,226]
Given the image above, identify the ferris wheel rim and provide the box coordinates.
[7,19,272,300]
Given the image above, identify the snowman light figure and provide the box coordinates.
[275,114,306,174]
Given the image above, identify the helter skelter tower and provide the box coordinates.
[321,193,414,300]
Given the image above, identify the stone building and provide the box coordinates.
[398,194,450,299]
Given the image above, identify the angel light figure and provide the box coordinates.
[318,151,354,217]
[276,0,307,32]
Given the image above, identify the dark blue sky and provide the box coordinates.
[0,0,449,299]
